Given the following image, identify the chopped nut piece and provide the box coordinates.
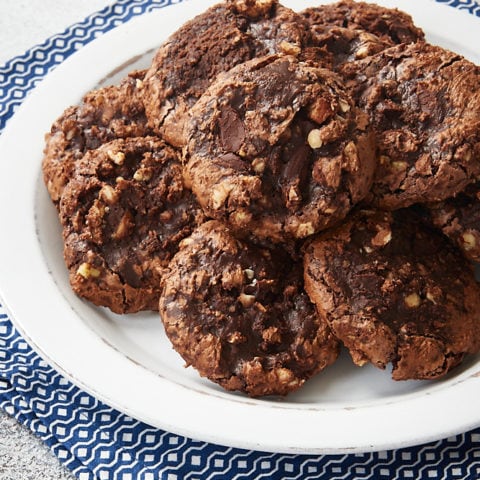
[279,41,301,55]
[238,147,248,157]
[211,183,233,209]
[231,210,252,225]
[338,98,351,113]
[107,150,125,165]
[179,237,194,248]
[343,141,358,160]
[77,262,101,279]
[358,31,378,43]
[66,129,76,141]
[462,232,476,250]
[251,158,265,174]
[355,45,371,59]
[244,268,255,281]
[295,222,315,238]
[308,97,333,124]
[288,186,300,203]
[371,228,392,247]
[275,368,294,383]
[262,326,281,344]
[391,160,408,171]
[238,293,255,308]
[404,292,421,308]
[99,185,118,204]
[223,266,245,289]
[227,331,246,344]
[233,0,274,17]
[112,212,134,240]
[307,129,323,149]
[133,168,153,182]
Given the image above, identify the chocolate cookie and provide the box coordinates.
[60,137,205,314]
[159,220,339,397]
[43,70,149,205]
[185,54,376,243]
[344,41,480,209]
[301,0,424,46]
[303,208,480,380]
[142,0,310,147]
[306,26,393,70]
[425,183,480,262]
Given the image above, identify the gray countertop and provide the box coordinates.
[1,3,112,478]
[0,409,76,480]
[0,0,112,65]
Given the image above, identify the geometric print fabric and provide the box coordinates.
[1,310,480,479]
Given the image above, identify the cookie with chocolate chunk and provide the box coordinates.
[185,54,375,243]
[426,183,480,262]
[60,137,205,314]
[301,0,424,46]
[344,41,480,209]
[159,220,339,397]
[142,0,311,147]
[43,70,149,205]
[303,208,480,380]
[306,26,393,70]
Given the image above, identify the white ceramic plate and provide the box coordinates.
[1,0,480,455]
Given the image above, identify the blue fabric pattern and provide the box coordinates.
[1,1,480,479]
[435,0,480,16]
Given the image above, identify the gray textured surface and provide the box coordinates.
[0,409,76,480]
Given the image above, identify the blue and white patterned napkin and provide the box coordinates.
[1,1,480,479]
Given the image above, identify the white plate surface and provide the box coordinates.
[1,0,480,455]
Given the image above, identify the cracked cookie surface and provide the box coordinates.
[185,54,376,243]
[43,70,149,205]
[343,41,480,209]
[425,182,480,262]
[159,220,339,397]
[142,0,310,147]
[59,137,205,314]
[303,208,480,380]
[306,25,393,71]
[301,0,424,46]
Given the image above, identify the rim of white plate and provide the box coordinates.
[0,0,479,454]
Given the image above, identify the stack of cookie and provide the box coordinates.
[42,0,480,397]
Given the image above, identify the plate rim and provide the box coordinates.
[1,0,480,454]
